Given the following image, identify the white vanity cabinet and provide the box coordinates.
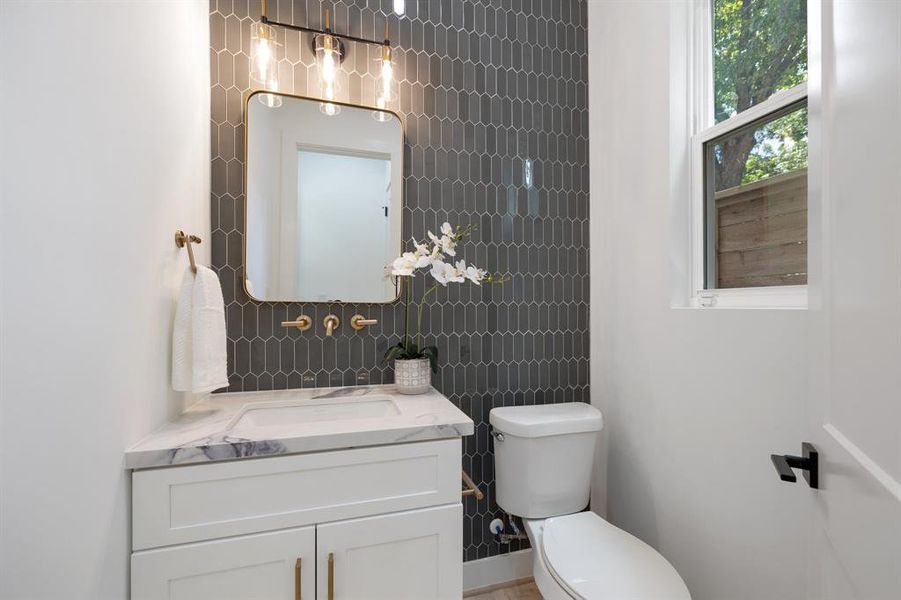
[316,505,462,600]
[130,439,463,600]
[132,526,316,600]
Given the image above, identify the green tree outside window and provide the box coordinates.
[713,0,807,190]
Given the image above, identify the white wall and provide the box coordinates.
[0,2,209,598]
[588,2,807,599]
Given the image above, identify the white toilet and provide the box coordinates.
[490,403,691,600]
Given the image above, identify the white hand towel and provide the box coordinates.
[172,266,230,393]
[171,269,195,392]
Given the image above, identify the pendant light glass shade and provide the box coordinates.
[250,23,281,108]
[314,33,342,116]
[373,45,396,122]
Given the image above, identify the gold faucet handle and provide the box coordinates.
[324,314,340,336]
[281,315,313,331]
[350,314,378,330]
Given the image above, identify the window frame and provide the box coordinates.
[689,0,808,309]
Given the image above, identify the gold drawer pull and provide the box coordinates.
[461,470,484,500]
[281,315,312,331]
[350,314,378,330]
[294,557,302,600]
[328,552,335,600]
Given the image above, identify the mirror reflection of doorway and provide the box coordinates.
[295,147,392,301]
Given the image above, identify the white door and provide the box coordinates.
[802,1,901,598]
[316,504,463,600]
[131,526,315,600]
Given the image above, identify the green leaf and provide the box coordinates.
[383,344,406,363]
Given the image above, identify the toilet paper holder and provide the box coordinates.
[461,470,484,500]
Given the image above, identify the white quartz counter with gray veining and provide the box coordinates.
[125,385,473,470]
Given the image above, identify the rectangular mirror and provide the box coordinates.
[244,91,403,303]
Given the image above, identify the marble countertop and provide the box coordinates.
[125,385,474,470]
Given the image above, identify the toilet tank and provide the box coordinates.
[490,403,603,519]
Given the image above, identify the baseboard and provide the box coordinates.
[462,549,533,593]
[463,577,534,597]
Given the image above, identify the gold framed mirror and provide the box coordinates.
[243,90,404,303]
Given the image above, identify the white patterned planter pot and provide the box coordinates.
[394,358,431,395]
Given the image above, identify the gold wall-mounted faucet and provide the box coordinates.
[350,314,378,330]
[323,314,340,336]
[281,315,312,331]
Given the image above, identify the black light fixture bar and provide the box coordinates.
[261,0,390,49]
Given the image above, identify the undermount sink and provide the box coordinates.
[228,395,401,430]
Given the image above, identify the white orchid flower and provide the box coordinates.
[391,224,494,289]
[457,260,486,285]
[426,229,443,247]
[430,259,464,286]
[390,238,442,277]
[390,252,419,276]
[442,237,457,256]
[428,228,457,257]
[411,240,433,268]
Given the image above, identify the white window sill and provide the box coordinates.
[682,285,808,310]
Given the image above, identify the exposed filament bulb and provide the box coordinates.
[314,22,343,117]
[373,42,395,121]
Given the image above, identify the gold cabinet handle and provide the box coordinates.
[350,314,378,330]
[462,470,484,500]
[327,552,335,600]
[281,315,312,331]
[294,557,302,600]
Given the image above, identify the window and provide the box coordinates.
[692,0,808,306]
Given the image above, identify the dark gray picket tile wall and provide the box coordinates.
[210,0,589,562]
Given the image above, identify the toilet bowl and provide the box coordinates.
[524,513,690,600]
[490,403,691,600]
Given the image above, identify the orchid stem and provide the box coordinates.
[403,278,412,351]
[416,284,439,350]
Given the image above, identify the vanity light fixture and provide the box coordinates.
[250,22,281,107]
[253,0,396,116]
[373,23,396,122]
[314,12,343,116]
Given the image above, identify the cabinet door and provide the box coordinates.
[132,526,315,600]
[316,504,462,600]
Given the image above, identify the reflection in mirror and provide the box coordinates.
[245,92,402,303]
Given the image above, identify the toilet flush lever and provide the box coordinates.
[770,442,818,489]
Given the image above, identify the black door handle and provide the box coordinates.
[770,442,818,489]
[771,454,799,482]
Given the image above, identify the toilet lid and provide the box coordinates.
[541,512,691,600]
